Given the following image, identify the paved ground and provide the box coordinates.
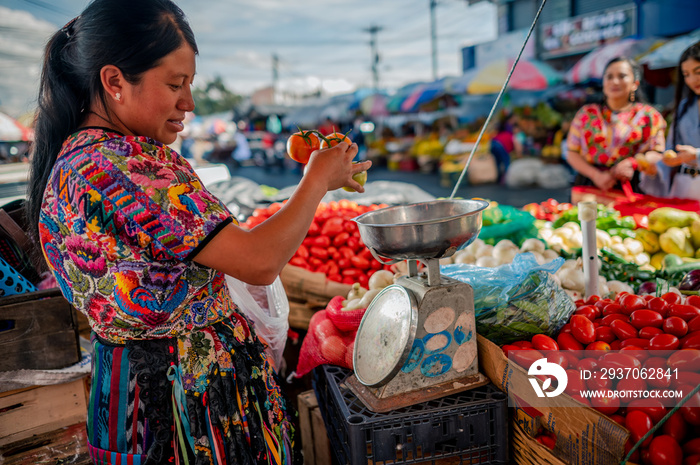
[228,163,572,208]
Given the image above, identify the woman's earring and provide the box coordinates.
[629,90,635,103]
[115,92,121,102]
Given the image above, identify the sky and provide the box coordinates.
[0,0,498,117]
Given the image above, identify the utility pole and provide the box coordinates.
[364,24,383,91]
[430,0,438,80]
[272,53,279,89]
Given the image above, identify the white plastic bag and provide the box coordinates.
[225,275,289,370]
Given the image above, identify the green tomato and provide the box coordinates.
[343,168,367,192]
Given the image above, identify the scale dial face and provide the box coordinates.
[353,284,418,387]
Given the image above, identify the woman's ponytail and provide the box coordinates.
[26,27,87,242]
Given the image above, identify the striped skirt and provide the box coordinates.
[87,312,301,465]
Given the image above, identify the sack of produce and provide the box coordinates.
[442,253,575,345]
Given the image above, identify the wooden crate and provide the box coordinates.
[297,390,332,465]
[0,422,91,464]
[281,265,351,331]
[0,377,89,447]
[0,288,81,371]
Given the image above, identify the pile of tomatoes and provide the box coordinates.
[522,198,574,222]
[242,200,392,289]
[503,291,700,465]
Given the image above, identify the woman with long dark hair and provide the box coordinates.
[565,56,666,192]
[26,0,369,463]
[640,41,700,199]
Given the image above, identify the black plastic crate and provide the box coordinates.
[313,365,509,465]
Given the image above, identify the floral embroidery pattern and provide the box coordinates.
[567,103,666,166]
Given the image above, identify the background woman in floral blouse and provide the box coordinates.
[566,57,666,193]
[25,0,369,464]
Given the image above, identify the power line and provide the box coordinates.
[21,0,71,16]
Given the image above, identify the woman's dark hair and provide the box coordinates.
[670,41,700,146]
[26,0,198,241]
[602,56,647,105]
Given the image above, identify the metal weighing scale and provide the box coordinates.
[348,199,491,412]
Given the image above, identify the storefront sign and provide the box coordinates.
[539,5,636,59]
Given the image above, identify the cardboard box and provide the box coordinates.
[0,377,88,447]
[297,389,332,465]
[477,335,630,465]
[0,288,81,371]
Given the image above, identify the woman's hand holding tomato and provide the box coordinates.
[290,129,371,193]
[304,138,371,193]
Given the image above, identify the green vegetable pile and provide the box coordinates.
[474,271,576,345]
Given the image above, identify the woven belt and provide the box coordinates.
[679,165,700,177]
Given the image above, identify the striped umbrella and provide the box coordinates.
[565,38,658,84]
[467,58,563,95]
[639,28,700,70]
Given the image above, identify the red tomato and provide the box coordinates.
[610,319,639,340]
[609,414,625,425]
[630,310,664,329]
[688,315,700,333]
[625,410,654,447]
[602,302,624,316]
[683,438,700,455]
[639,326,664,339]
[512,340,534,349]
[590,393,620,415]
[619,346,649,362]
[649,297,671,317]
[577,357,599,372]
[601,313,628,326]
[661,411,687,444]
[662,292,683,305]
[595,326,617,343]
[678,384,700,425]
[575,305,600,321]
[565,369,585,396]
[557,332,584,350]
[586,341,611,351]
[532,334,559,351]
[286,130,320,163]
[649,333,680,350]
[670,304,700,322]
[501,344,520,357]
[621,293,647,315]
[599,352,642,370]
[627,398,667,424]
[510,349,545,369]
[571,315,596,345]
[663,316,689,338]
[648,435,683,465]
[547,351,569,369]
[687,295,700,308]
[559,323,572,334]
[620,337,650,349]
[319,131,352,149]
[683,455,700,465]
[643,357,673,389]
[682,332,700,349]
[617,376,647,393]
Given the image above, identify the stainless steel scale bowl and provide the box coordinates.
[349,199,490,412]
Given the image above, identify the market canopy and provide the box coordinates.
[0,111,32,142]
[467,58,563,95]
[565,37,659,84]
[639,28,700,70]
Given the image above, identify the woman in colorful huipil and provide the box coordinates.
[25,1,370,464]
[566,57,666,192]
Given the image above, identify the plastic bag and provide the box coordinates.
[478,204,538,247]
[225,275,289,370]
[441,253,575,345]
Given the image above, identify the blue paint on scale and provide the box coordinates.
[420,353,452,377]
[423,331,452,354]
[401,339,425,373]
[454,326,473,345]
